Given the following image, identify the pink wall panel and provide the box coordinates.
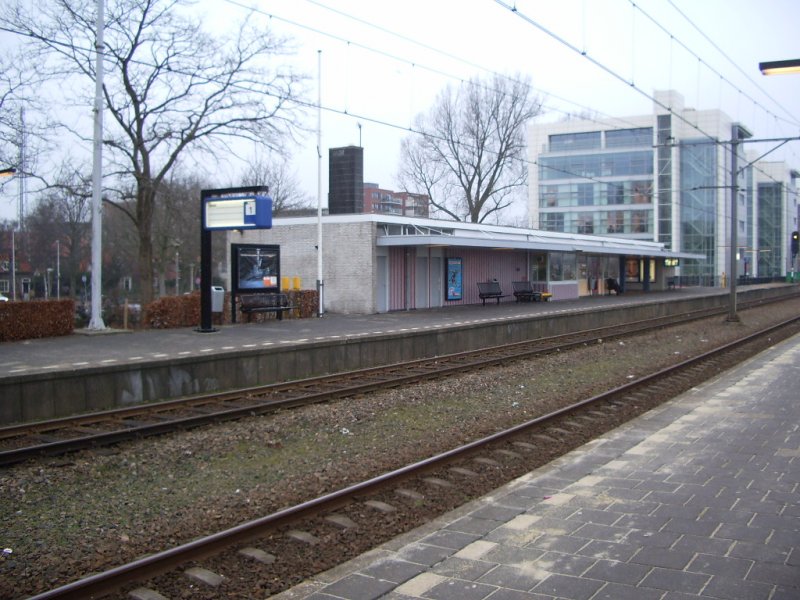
[444,248,529,305]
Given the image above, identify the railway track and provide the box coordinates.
[24,310,800,600]
[0,298,777,466]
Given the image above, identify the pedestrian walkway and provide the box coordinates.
[277,333,800,600]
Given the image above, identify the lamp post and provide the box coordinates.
[1,167,18,300]
[759,58,800,76]
[728,123,752,322]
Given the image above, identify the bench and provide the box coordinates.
[238,293,293,321]
[512,280,543,302]
[477,281,509,305]
[606,278,622,295]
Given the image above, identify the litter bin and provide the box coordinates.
[211,286,225,312]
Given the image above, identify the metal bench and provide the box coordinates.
[239,293,293,321]
[606,278,622,295]
[477,281,509,305]
[512,281,542,302]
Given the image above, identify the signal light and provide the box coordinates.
[792,231,799,256]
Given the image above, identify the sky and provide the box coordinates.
[2,0,800,222]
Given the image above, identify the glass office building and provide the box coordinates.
[528,90,799,283]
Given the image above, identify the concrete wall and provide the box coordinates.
[3,285,797,424]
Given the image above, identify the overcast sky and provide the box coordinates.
[2,0,799,222]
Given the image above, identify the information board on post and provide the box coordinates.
[204,194,272,230]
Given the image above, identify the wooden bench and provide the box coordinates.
[239,293,293,321]
[477,281,509,305]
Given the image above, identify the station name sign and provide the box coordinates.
[203,194,272,230]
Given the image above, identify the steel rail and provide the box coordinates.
[0,299,785,466]
[27,315,800,600]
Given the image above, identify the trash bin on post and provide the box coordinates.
[211,286,225,313]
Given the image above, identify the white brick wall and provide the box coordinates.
[227,220,378,314]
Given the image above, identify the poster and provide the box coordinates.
[446,257,462,301]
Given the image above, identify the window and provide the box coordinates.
[577,183,594,206]
[0,279,8,293]
[606,183,624,205]
[577,213,594,234]
[632,181,652,204]
[549,131,601,152]
[606,211,624,233]
[631,210,649,233]
[549,252,577,280]
[542,213,564,232]
[605,127,653,149]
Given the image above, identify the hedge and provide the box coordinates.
[0,299,75,342]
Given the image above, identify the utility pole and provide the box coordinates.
[727,123,752,322]
[88,0,106,330]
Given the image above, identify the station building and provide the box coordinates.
[528,90,799,285]
[226,214,701,315]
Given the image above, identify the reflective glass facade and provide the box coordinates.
[679,141,716,280]
[539,150,653,180]
[757,183,783,277]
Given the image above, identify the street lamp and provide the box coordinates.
[2,167,18,301]
[759,59,800,76]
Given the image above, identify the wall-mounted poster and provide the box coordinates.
[232,244,280,293]
[446,257,463,301]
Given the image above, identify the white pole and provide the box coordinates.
[88,0,106,329]
[10,229,15,301]
[316,49,324,317]
[56,239,60,298]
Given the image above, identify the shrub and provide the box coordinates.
[0,299,75,342]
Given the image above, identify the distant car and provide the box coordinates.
[0,293,8,302]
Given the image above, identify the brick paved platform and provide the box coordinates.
[277,333,800,600]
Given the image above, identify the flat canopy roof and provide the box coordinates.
[273,214,705,260]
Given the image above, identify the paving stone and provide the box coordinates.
[630,546,694,570]
[590,581,663,600]
[639,567,709,594]
[583,559,650,585]
[477,563,549,591]
[425,578,498,600]
[319,573,396,600]
[431,556,495,581]
[701,575,774,600]
[360,558,428,584]
[532,573,604,600]
[687,553,753,578]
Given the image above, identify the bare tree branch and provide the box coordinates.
[1,0,308,303]
[398,73,542,224]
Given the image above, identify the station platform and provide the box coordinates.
[277,333,800,600]
[0,286,718,379]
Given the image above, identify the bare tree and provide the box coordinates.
[25,161,92,299]
[398,73,542,223]
[2,0,307,303]
[240,154,313,215]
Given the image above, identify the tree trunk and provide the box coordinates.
[137,185,156,305]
